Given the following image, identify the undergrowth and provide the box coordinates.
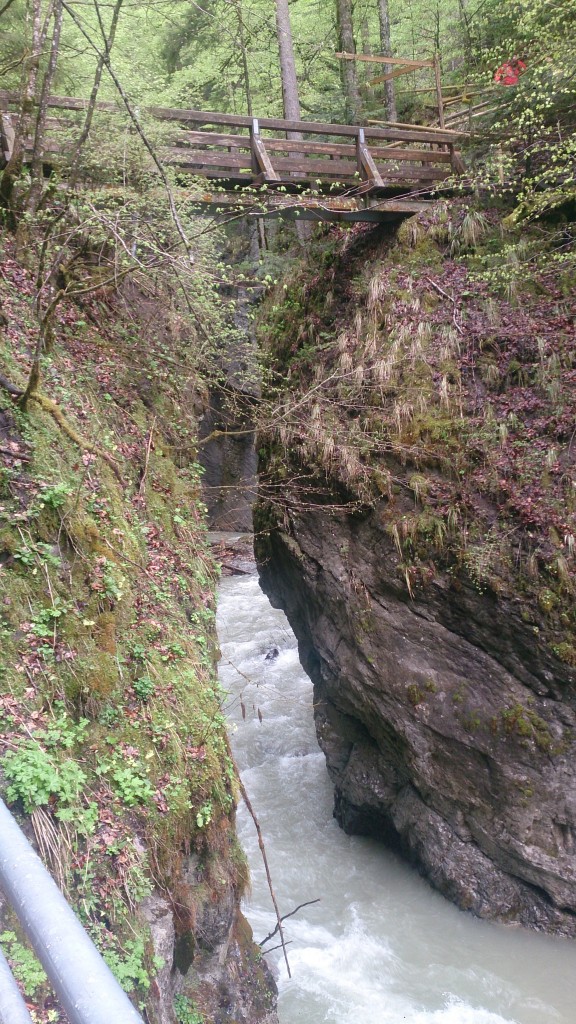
[256,200,576,672]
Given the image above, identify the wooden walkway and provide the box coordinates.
[0,92,465,222]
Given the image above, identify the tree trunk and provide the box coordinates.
[335,0,361,124]
[68,0,124,186]
[275,0,301,127]
[377,0,397,122]
[27,0,63,214]
[234,0,253,116]
[0,0,46,225]
[274,0,311,243]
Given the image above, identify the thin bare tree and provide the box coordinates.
[275,0,301,125]
[27,0,64,214]
[335,0,361,123]
[377,0,397,122]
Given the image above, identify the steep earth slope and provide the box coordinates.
[255,210,576,936]
[0,239,277,1024]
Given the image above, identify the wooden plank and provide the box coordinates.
[266,139,451,163]
[254,157,448,180]
[164,148,252,170]
[370,145,450,163]
[0,90,463,144]
[172,129,250,149]
[357,130,384,187]
[169,149,449,182]
[250,123,279,180]
[0,91,462,145]
[171,131,451,164]
[433,52,445,129]
[151,106,460,143]
[367,198,431,214]
[448,145,466,175]
[334,52,434,68]
[0,89,117,112]
[369,66,419,86]
[366,119,465,139]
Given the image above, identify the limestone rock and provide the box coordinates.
[256,503,576,936]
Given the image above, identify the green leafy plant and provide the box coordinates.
[36,481,73,510]
[2,742,87,813]
[195,800,212,829]
[173,994,204,1024]
[99,758,154,807]
[101,937,150,994]
[0,932,47,998]
[133,676,156,701]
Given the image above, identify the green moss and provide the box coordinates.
[552,642,576,667]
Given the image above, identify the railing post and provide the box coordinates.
[249,117,260,176]
[0,799,145,1024]
[356,127,384,188]
[433,51,445,130]
[356,126,365,174]
[249,117,279,182]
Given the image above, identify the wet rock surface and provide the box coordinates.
[255,503,576,937]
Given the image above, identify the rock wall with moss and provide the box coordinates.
[255,207,576,936]
[0,239,276,1024]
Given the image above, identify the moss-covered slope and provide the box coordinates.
[0,237,275,1024]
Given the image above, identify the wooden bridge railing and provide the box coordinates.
[0,91,464,193]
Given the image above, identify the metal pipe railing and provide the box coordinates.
[0,944,34,1024]
[0,798,145,1024]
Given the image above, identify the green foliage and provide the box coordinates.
[174,994,204,1024]
[0,932,47,998]
[133,676,156,702]
[2,742,87,814]
[101,936,151,994]
[195,801,213,829]
[98,758,154,808]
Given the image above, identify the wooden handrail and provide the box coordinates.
[0,90,463,145]
[335,52,435,68]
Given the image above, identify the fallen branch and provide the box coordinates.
[138,416,156,495]
[0,373,23,398]
[0,445,30,461]
[424,276,455,304]
[424,277,465,335]
[259,898,320,947]
[237,773,291,979]
[261,940,293,955]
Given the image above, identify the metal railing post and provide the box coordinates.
[0,944,34,1024]
[0,799,145,1024]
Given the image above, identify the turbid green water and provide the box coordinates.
[219,571,576,1024]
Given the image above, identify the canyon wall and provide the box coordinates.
[255,212,576,936]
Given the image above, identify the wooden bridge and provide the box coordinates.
[0,92,465,223]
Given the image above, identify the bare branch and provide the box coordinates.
[259,898,320,947]
[61,0,195,265]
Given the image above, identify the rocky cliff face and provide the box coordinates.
[255,211,576,937]
[256,503,576,936]
[143,871,276,1024]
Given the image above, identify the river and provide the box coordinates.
[217,570,576,1024]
